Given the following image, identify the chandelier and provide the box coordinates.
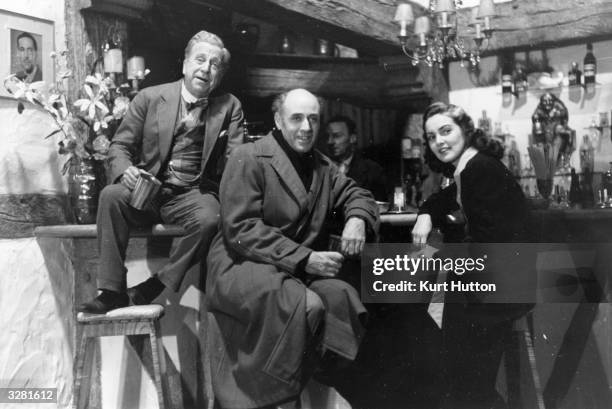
[393,0,497,68]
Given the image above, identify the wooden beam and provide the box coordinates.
[458,0,612,53]
[230,53,428,107]
[226,0,612,57]
[191,0,409,56]
[80,0,153,20]
[243,67,384,104]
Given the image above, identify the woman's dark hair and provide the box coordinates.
[422,102,503,176]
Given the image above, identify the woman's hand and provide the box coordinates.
[412,214,433,245]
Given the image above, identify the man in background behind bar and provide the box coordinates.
[326,115,388,201]
[79,30,244,313]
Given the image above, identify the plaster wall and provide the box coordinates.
[0,237,74,408]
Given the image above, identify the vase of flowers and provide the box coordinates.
[4,49,133,223]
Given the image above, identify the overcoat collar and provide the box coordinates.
[258,134,326,211]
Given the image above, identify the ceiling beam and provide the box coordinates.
[78,0,154,20]
[465,0,612,53]
[191,0,411,56]
[234,0,612,56]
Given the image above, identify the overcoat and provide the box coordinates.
[206,134,379,409]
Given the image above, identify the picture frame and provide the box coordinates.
[0,9,54,96]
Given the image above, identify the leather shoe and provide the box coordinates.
[78,291,129,314]
[126,287,149,306]
[127,276,165,305]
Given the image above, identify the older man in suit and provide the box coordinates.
[206,89,378,409]
[80,30,244,313]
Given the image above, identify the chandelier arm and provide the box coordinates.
[401,43,425,63]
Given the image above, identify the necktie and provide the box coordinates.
[181,98,208,130]
[186,98,208,111]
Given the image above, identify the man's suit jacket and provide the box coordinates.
[346,153,388,201]
[15,65,42,83]
[107,80,244,190]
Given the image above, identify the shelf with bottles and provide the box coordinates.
[498,82,605,100]
[518,160,612,209]
[500,42,601,101]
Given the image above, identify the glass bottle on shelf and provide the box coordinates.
[581,168,595,208]
[507,138,521,178]
[569,168,582,208]
[584,43,596,94]
[501,61,513,104]
[602,162,612,207]
[580,134,594,172]
[513,65,528,95]
[568,61,581,87]
[478,110,491,136]
[493,122,503,143]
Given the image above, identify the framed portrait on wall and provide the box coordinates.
[0,10,54,96]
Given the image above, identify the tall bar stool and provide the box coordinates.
[73,304,180,409]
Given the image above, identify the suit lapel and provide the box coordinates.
[201,96,224,170]
[157,81,181,162]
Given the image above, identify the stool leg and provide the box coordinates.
[505,330,521,409]
[149,321,167,409]
[523,325,545,409]
[204,312,215,409]
[74,336,96,409]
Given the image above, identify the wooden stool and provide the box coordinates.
[74,304,176,409]
[505,313,545,409]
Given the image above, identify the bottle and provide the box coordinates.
[584,43,596,93]
[513,66,528,95]
[493,122,504,143]
[568,61,581,87]
[501,61,513,100]
[393,186,405,212]
[579,134,594,172]
[478,110,491,136]
[569,168,582,207]
[603,162,612,201]
[581,168,595,208]
[508,140,521,178]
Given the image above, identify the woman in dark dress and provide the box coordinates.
[412,102,534,409]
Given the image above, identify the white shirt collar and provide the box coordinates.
[181,81,200,104]
[453,146,478,209]
[340,153,354,167]
[453,146,478,179]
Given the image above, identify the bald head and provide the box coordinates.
[273,89,321,153]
